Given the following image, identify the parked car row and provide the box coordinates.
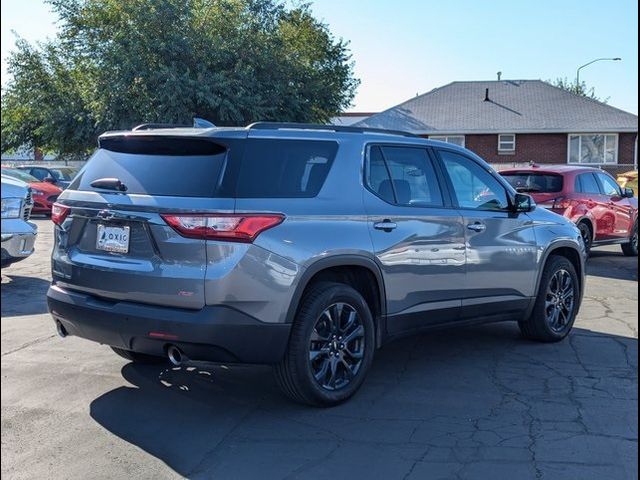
[15,165,78,189]
[1,174,38,267]
[1,166,78,215]
[1,167,63,215]
[1,165,78,267]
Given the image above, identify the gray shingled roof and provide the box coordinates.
[353,80,638,134]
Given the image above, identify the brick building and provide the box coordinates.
[353,80,638,173]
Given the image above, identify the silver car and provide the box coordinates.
[47,123,586,406]
[1,174,37,267]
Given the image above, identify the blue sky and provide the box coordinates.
[2,0,637,113]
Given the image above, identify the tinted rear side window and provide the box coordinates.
[501,172,563,193]
[72,143,227,197]
[236,139,337,198]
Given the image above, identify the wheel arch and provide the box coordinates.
[285,255,387,348]
[575,216,594,240]
[535,242,585,303]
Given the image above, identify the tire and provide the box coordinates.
[577,221,592,256]
[621,221,638,257]
[519,255,580,342]
[110,346,166,364]
[274,282,375,407]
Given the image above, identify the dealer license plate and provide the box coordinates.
[96,224,130,253]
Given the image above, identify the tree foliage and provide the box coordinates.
[1,0,359,156]
[549,77,608,103]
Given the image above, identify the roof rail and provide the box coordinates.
[246,122,417,138]
[132,123,190,131]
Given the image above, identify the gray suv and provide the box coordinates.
[47,123,586,406]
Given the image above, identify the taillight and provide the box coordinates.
[161,213,284,243]
[51,203,70,225]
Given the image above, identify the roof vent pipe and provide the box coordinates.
[497,71,502,81]
[484,88,490,101]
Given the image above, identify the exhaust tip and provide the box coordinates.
[167,345,184,366]
[55,321,68,338]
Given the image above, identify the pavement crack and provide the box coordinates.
[1,334,56,356]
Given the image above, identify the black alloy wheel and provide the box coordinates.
[545,269,576,334]
[309,302,366,391]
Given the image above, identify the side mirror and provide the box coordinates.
[513,193,536,213]
[43,176,56,184]
[624,187,635,198]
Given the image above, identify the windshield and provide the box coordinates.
[501,172,563,193]
[49,168,78,180]
[1,168,39,183]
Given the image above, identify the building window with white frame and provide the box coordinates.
[568,134,618,164]
[498,134,516,152]
[429,135,465,147]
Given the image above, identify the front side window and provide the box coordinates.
[596,172,622,196]
[365,146,443,207]
[439,150,509,211]
[498,134,516,152]
[430,135,465,147]
[568,134,618,164]
[575,173,601,194]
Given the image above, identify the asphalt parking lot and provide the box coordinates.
[1,218,637,480]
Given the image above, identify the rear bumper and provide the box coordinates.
[47,284,291,364]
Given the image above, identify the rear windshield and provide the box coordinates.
[501,172,563,193]
[71,142,227,197]
[236,139,337,198]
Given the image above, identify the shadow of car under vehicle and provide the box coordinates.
[587,250,638,282]
[1,274,51,316]
[89,323,638,479]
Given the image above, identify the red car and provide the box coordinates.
[1,167,63,214]
[500,165,637,256]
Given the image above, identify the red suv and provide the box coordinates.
[500,165,637,256]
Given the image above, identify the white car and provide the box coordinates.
[1,174,37,267]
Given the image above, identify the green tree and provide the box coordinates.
[1,0,359,156]
[549,77,609,103]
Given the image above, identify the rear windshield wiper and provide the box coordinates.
[90,177,128,192]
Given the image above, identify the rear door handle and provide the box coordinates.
[467,222,486,232]
[373,220,397,232]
